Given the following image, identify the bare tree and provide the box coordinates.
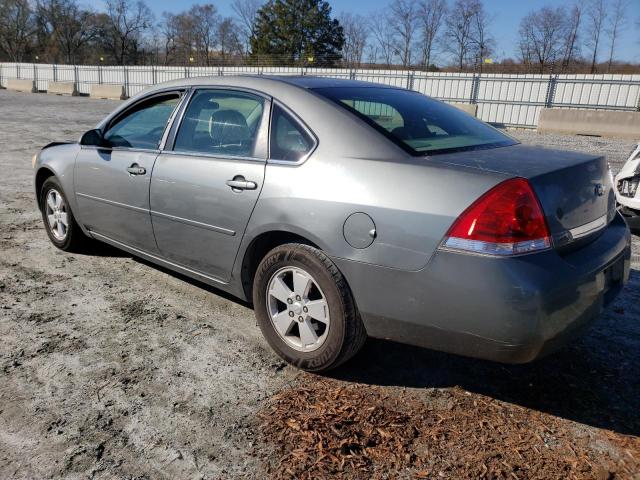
[518,6,566,73]
[416,0,446,69]
[190,4,219,66]
[585,0,606,73]
[561,3,581,71]
[37,0,97,64]
[606,0,629,72]
[97,0,153,65]
[217,17,242,60]
[389,0,417,67]
[442,0,479,70]
[160,12,179,64]
[339,12,368,66]
[0,0,35,62]
[368,11,398,66]
[469,2,493,72]
[231,0,262,54]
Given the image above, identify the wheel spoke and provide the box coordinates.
[58,212,68,227]
[47,194,56,210]
[271,310,295,337]
[299,319,318,346]
[56,221,65,237]
[47,214,56,228]
[269,276,292,304]
[305,300,328,324]
[293,270,312,298]
[54,192,62,208]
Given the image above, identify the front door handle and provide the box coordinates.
[126,163,146,175]
[226,176,257,191]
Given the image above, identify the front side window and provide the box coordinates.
[174,89,265,158]
[104,94,180,149]
[314,87,517,155]
[270,105,314,162]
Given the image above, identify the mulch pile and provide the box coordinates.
[258,379,639,479]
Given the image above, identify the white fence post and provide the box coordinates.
[545,75,558,108]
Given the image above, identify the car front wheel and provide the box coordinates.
[253,243,366,371]
[40,177,90,252]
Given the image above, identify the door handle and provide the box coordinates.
[126,163,146,175]
[226,176,257,191]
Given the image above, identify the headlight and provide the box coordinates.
[32,153,37,169]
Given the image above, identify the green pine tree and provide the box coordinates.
[250,0,344,66]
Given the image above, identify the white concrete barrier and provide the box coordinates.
[47,81,78,96]
[7,79,36,93]
[90,84,126,100]
[538,108,640,139]
[451,102,478,117]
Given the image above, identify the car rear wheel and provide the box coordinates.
[253,243,366,371]
[40,177,90,252]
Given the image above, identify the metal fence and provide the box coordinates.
[1,62,639,128]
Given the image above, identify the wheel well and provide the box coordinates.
[241,231,319,301]
[35,167,55,207]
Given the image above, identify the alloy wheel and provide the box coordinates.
[45,189,68,241]
[266,266,330,352]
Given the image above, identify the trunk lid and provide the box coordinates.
[432,144,616,248]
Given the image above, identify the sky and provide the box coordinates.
[122,0,640,63]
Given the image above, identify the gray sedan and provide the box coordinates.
[33,76,631,371]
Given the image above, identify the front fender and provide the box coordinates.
[34,143,82,222]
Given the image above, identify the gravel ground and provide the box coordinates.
[0,90,638,479]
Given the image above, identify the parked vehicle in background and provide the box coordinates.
[616,142,640,233]
[32,76,631,372]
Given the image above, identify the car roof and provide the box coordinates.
[268,75,396,90]
[140,75,397,98]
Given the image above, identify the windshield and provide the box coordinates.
[314,87,517,155]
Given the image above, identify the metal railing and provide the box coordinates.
[1,63,639,128]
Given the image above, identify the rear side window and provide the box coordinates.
[104,94,180,149]
[314,87,516,156]
[174,89,265,158]
[270,105,314,162]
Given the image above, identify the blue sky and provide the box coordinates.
[135,0,640,62]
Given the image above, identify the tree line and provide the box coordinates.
[0,0,637,73]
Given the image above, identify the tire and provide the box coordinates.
[39,177,91,252]
[253,243,367,372]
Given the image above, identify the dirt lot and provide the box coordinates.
[0,90,638,479]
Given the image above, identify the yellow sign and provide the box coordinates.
[484,58,493,64]
[307,56,314,63]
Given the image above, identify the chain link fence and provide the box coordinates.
[1,62,639,128]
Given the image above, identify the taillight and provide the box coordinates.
[441,178,551,256]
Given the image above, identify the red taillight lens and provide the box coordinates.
[442,178,551,256]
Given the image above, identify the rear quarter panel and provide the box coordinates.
[244,146,507,271]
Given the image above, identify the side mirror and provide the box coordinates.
[80,129,106,147]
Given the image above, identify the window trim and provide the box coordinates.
[166,86,271,161]
[81,89,186,154]
[267,100,318,166]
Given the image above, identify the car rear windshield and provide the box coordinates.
[313,87,517,155]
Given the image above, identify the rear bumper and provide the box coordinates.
[618,205,640,231]
[333,213,631,363]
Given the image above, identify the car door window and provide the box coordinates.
[104,94,180,150]
[270,104,315,162]
[174,90,265,158]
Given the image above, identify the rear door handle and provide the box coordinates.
[126,163,146,175]
[226,176,257,191]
